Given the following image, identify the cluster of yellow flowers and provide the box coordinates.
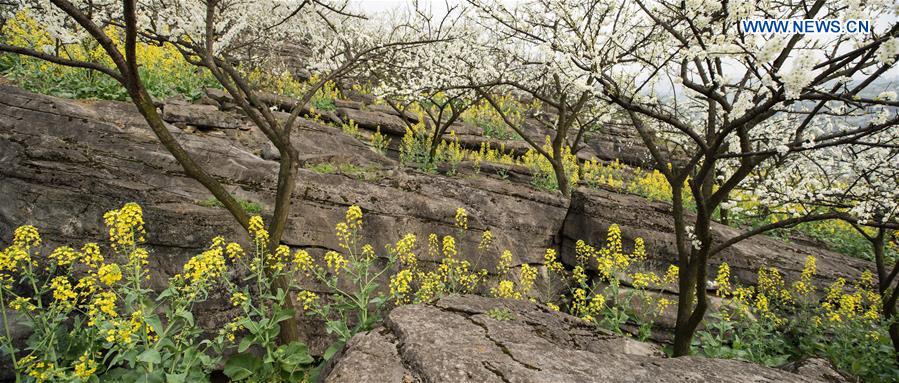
[73,352,98,380]
[48,246,78,268]
[268,245,291,273]
[469,142,519,170]
[389,269,414,302]
[491,250,537,300]
[97,263,122,286]
[543,248,565,273]
[0,225,41,281]
[86,291,117,326]
[220,318,246,343]
[19,356,59,382]
[663,265,679,284]
[571,287,606,322]
[455,208,469,230]
[249,216,269,247]
[390,233,418,267]
[717,256,883,331]
[102,203,146,251]
[821,274,882,324]
[6,11,218,101]
[230,292,249,307]
[791,256,816,296]
[178,240,227,290]
[296,290,319,311]
[582,159,626,189]
[715,263,731,297]
[324,251,349,274]
[435,132,466,173]
[292,248,315,273]
[50,276,78,309]
[549,224,678,329]
[573,224,636,283]
[391,209,561,304]
[520,137,581,190]
[103,310,158,346]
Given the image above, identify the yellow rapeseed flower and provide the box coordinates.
[543,248,565,273]
[442,235,457,258]
[715,263,731,297]
[492,280,519,299]
[346,205,363,230]
[50,276,77,309]
[389,233,417,267]
[74,352,97,380]
[87,291,117,326]
[663,264,679,284]
[97,263,122,286]
[478,230,493,252]
[518,264,538,296]
[324,251,348,274]
[632,271,660,289]
[297,290,318,310]
[226,242,244,261]
[248,216,269,245]
[49,246,77,268]
[497,250,513,275]
[80,243,104,269]
[102,203,146,251]
[792,256,816,296]
[230,292,249,307]
[9,297,35,311]
[454,207,468,230]
[180,245,226,287]
[390,269,413,303]
[292,249,314,273]
[13,225,41,250]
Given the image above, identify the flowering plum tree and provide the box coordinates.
[747,124,899,357]
[0,0,430,343]
[465,0,899,355]
[373,1,491,165]
[586,0,898,355]
[464,0,613,196]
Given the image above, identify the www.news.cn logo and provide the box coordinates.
[741,19,871,34]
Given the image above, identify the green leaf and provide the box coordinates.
[165,373,186,383]
[155,288,175,302]
[273,308,296,324]
[145,315,164,337]
[278,342,313,368]
[137,349,162,365]
[323,341,345,361]
[237,336,255,353]
[223,354,262,381]
[176,310,195,327]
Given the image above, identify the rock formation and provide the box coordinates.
[0,85,872,353]
[321,295,845,383]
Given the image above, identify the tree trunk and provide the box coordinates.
[426,124,446,164]
[872,231,899,362]
[552,158,571,197]
[672,257,701,356]
[888,304,899,364]
[671,183,712,357]
[268,154,302,344]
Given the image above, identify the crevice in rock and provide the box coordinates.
[382,314,425,383]
[464,315,541,372]
[481,361,513,383]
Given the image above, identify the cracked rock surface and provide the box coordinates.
[322,295,839,383]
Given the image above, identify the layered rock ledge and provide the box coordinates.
[322,295,842,383]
